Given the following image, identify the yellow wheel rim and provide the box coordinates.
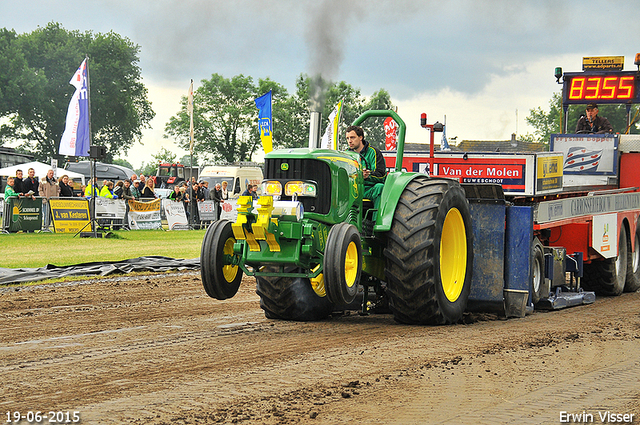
[440,208,467,302]
[310,265,326,297]
[222,237,239,283]
[344,241,359,288]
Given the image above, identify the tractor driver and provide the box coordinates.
[575,103,613,134]
[346,125,386,212]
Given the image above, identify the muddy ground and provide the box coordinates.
[1,272,639,424]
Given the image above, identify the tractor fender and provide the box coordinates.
[375,171,425,232]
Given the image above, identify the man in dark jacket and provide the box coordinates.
[188,181,201,228]
[22,168,39,196]
[575,103,613,134]
[13,169,25,195]
[210,183,223,220]
[121,179,135,201]
[346,125,386,211]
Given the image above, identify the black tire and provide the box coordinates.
[531,237,546,304]
[256,266,334,321]
[625,221,640,292]
[200,220,243,300]
[583,227,628,296]
[384,176,473,325]
[323,223,362,305]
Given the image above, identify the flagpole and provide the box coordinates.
[86,55,93,154]
[188,79,194,183]
[84,55,98,237]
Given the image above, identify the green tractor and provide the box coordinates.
[201,110,474,325]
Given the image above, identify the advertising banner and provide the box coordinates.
[198,200,218,221]
[4,197,42,232]
[49,198,90,233]
[95,197,126,220]
[128,199,162,230]
[164,200,189,230]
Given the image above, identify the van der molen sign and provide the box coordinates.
[582,56,624,71]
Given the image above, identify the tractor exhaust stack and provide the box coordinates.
[308,111,322,149]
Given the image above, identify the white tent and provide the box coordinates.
[0,161,86,184]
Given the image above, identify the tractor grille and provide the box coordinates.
[264,158,331,215]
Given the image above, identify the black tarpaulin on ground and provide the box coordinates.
[0,256,200,285]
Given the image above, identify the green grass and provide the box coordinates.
[0,229,207,269]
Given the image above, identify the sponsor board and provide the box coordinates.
[49,198,91,233]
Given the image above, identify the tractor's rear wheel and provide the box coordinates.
[583,227,628,296]
[323,223,362,305]
[256,266,334,321]
[624,221,640,292]
[201,220,243,300]
[384,176,473,325]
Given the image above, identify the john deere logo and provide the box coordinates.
[281,163,289,171]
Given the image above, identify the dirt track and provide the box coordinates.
[1,272,639,424]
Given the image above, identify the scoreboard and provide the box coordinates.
[562,71,639,105]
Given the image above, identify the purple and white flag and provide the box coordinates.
[59,59,90,157]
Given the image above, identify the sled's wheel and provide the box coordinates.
[531,237,546,304]
[583,227,628,296]
[625,221,640,292]
[201,220,242,300]
[256,266,334,321]
[323,223,362,305]
[384,176,473,325]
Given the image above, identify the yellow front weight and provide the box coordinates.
[232,196,260,251]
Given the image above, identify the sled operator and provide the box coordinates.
[575,103,613,134]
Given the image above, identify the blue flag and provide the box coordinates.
[59,59,90,157]
[254,90,273,153]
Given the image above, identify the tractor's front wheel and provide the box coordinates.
[323,223,362,305]
[384,176,473,325]
[201,220,243,300]
[256,267,334,321]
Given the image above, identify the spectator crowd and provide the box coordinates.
[3,169,235,230]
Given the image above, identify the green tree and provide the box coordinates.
[166,73,257,164]
[286,75,369,150]
[0,23,154,162]
[179,154,198,167]
[112,158,134,170]
[361,89,394,150]
[165,72,392,161]
[139,147,178,177]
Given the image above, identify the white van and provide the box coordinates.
[198,165,263,197]
[198,165,263,221]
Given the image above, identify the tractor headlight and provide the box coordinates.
[284,181,317,197]
[262,180,282,196]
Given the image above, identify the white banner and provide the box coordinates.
[198,200,217,221]
[94,197,126,219]
[128,199,162,230]
[164,200,189,230]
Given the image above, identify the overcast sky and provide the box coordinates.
[2,0,639,168]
